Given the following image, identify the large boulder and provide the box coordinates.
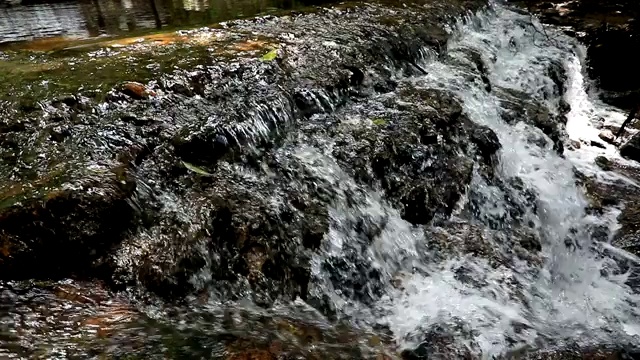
[106,161,329,305]
[0,160,137,279]
[327,86,499,226]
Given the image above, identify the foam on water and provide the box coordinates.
[305,2,640,357]
[563,53,640,186]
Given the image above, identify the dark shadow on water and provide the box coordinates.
[0,0,338,44]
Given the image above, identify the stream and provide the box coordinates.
[2,0,640,359]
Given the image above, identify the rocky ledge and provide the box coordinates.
[4,0,640,358]
[510,0,640,110]
[1,0,499,357]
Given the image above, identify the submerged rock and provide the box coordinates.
[594,156,612,171]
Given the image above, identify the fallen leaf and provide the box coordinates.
[261,49,278,62]
[182,161,213,176]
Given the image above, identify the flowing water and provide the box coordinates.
[3,1,640,358]
[301,2,640,356]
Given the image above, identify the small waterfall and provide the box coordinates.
[303,2,640,357]
[4,1,640,358]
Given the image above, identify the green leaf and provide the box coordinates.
[372,118,387,126]
[182,161,213,176]
[261,49,278,62]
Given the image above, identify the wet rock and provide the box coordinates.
[121,81,155,100]
[425,220,542,267]
[47,125,72,142]
[469,123,502,161]
[546,58,568,98]
[108,161,329,304]
[494,86,565,153]
[0,280,145,358]
[0,162,137,280]
[604,124,625,137]
[0,118,27,134]
[50,95,75,110]
[0,0,494,354]
[328,87,481,225]
[590,140,606,149]
[598,130,616,145]
[121,113,155,126]
[401,321,478,360]
[516,0,640,109]
[594,156,612,171]
[511,346,640,360]
[620,132,640,162]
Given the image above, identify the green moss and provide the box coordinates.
[372,118,387,126]
[0,168,69,210]
[0,43,214,109]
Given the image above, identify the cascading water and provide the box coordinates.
[301,2,640,357]
[4,1,640,358]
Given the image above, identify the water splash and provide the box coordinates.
[306,3,640,357]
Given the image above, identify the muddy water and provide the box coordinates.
[0,0,333,44]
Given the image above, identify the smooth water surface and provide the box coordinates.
[0,0,334,45]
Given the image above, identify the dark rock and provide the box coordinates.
[52,95,78,108]
[121,113,154,126]
[546,58,567,98]
[469,123,501,161]
[0,119,26,134]
[329,86,478,226]
[590,140,606,149]
[169,82,194,97]
[621,133,640,162]
[494,86,565,153]
[594,156,612,171]
[401,321,478,360]
[108,164,329,304]
[48,126,72,142]
[0,163,137,280]
[398,87,463,127]
[558,98,571,115]
[425,219,542,267]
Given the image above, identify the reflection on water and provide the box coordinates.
[0,0,333,44]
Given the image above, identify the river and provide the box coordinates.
[0,0,334,44]
[1,0,640,358]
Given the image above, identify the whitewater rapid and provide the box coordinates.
[305,2,640,357]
